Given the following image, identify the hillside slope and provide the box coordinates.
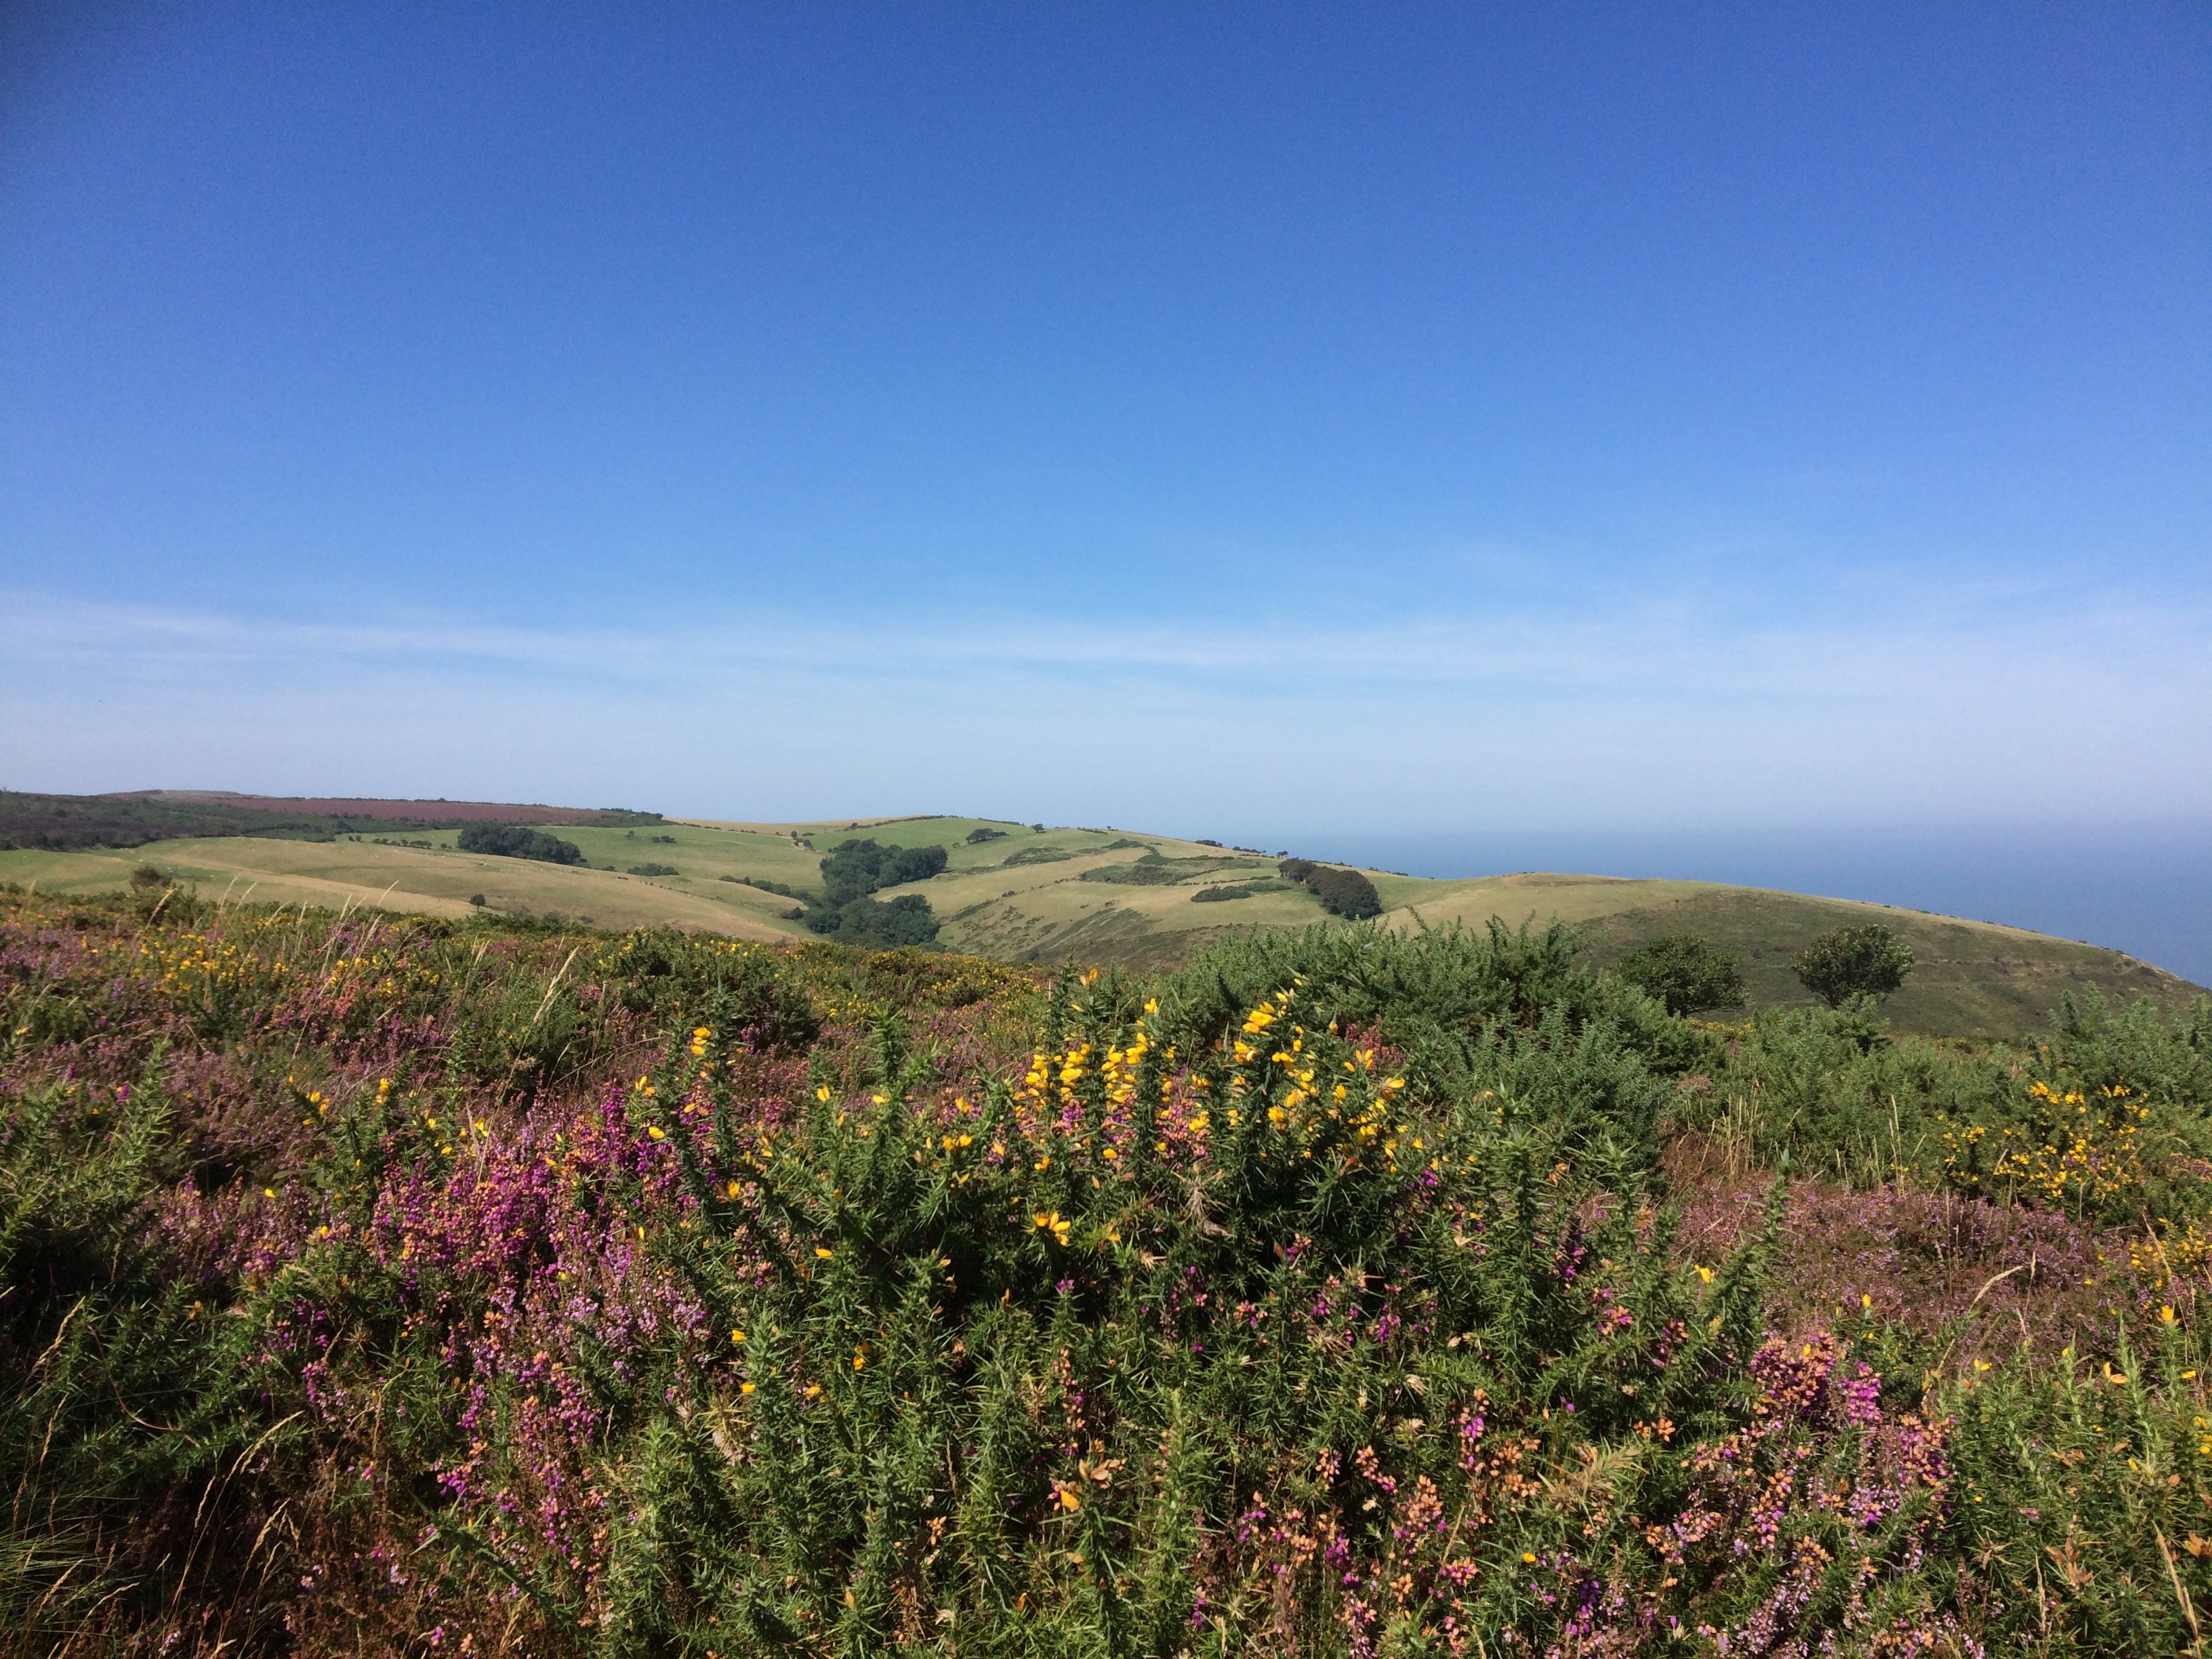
[0,787,657,850]
[2,810,2198,1037]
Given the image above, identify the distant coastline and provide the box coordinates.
[1296,824,2212,987]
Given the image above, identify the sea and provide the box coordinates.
[1280,825,2212,991]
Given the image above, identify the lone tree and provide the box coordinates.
[1792,923,1914,1008]
[1616,934,1746,1017]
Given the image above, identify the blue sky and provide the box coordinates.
[3,3,2207,839]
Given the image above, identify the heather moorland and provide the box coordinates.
[5,876,2212,1656]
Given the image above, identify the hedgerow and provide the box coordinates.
[3,890,2211,1656]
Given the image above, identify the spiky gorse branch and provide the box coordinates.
[9,894,2212,1655]
[260,962,1966,1654]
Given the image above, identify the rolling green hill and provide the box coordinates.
[1,808,2197,1037]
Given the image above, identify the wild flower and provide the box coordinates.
[5,892,2211,1654]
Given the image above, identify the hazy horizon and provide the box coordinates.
[6,773,2204,986]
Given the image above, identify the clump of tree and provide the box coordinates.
[1191,884,1258,903]
[1278,857,1385,920]
[817,839,946,905]
[1615,934,1746,1017]
[455,823,586,865]
[627,863,680,878]
[965,826,1008,844]
[804,839,947,941]
[825,893,940,947]
[1793,923,1915,1007]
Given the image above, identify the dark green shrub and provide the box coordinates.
[1277,858,1384,919]
[886,846,945,884]
[1309,866,1382,918]
[598,928,821,1047]
[455,823,586,865]
[830,894,940,948]
[628,863,680,877]
[1616,933,1747,1016]
[816,840,948,909]
[1277,859,1375,917]
[0,1060,282,1645]
[1191,884,1256,902]
[965,826,1008,844]
[1793,923,1914,1007]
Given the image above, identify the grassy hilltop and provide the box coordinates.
[1,806,2196,1038]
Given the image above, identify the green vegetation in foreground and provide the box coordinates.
[7,883,2212,1655]
[0,812,2196,1038]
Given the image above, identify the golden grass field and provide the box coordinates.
[3,813,2198,1036]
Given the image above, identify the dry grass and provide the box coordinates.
[5,815,2196,1036]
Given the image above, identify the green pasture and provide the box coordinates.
[1574,885,2196,1036]
[3,812,2198,1038]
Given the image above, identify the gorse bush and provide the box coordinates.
[4,890,2212,1656]
[1670,987,2212,1226]
[1616,933,1746,1017]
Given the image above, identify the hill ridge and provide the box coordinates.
[1,802,2198,1037]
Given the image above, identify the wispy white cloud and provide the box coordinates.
[4,586,2207,833]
